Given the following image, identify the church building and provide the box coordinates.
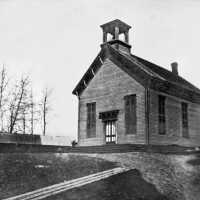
[73,19,200,147]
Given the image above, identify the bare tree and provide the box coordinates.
[20,97,30,134]
[40,88,52,136]
[30,89,34,134]
[29,89,40,135]
[8,76,30,134]
[0,65,9,131]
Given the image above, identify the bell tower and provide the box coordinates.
[100,19,132,53]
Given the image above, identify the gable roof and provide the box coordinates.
[131,55,200,93]
[72,43,200,104]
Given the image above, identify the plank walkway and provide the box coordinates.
[3,167,129,200]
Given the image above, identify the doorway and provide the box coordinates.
[105,120,117,144]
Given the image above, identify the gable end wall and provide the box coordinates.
[78,59,146,146]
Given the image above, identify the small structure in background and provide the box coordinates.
[71,140,78,147]
[73,19,200,147]
[0,133,71,146]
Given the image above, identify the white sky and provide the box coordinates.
[0,0,200,140]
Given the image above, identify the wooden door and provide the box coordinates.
[105,120,116,144]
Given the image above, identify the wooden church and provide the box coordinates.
[73,19,200,147]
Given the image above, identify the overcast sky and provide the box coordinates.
[0,0,200,140]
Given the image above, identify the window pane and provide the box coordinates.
[86,102,96,138]
[158,95,166,135]
[182,102,189,138]
[124,94,136,134]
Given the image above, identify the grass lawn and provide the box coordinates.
[45,169,169,200]
[0,153,117,199]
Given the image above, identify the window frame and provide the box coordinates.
[158,95,166,135]
[181,102,189,138]
[124,94,137,135]
[86,102,96,138]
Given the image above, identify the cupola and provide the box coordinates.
[100,19,132,53]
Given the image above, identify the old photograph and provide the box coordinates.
[0,1,200,200]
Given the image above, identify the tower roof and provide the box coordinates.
[100,19,131,35]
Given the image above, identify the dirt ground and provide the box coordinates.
[47,152,200,200]
[1,152,200,200]
[79,152,200,200]
[46,169,168,200]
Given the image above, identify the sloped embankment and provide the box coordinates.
[0,153,116,199]
[82,152,200,200]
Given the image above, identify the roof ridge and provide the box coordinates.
[106,45,156,77]
[132,54,174,76]
[131,54,200,94]
[106,44,200,93]
[120,51,166,80]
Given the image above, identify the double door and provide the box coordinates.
[105,120,116,144]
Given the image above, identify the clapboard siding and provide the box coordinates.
[149,89,200,147]
[78,59,146,146]
[77,58,200,147]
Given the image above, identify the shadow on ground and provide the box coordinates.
[187,154,200,166]
[187,154,200,188]
[46,169,169,200]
